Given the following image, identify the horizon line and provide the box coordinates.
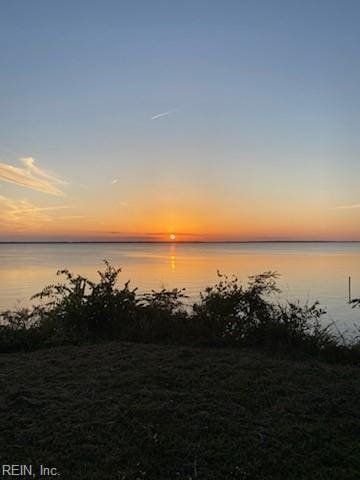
[1,240,360,245]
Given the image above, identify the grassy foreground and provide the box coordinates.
[1,341,359,479]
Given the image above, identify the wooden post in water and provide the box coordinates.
[348,276,352,303]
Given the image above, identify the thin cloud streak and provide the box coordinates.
[335,204,360,210]
[10,206,69,215]
[150,108,179,120]
[0,157,65,196]
[57,215,87,220]
[144,232,203,237]
[0,195,69,230]
[20,157,67,185]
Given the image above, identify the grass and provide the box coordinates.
[1,341,360,479]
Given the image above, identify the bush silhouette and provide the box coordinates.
[30,260,139,344]
[0,260,359,363]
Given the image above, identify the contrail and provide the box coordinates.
[150,108,179,120]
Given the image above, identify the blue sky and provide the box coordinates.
[1,0,360,240]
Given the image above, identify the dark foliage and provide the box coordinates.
[193,271,280,343]
[29,261,139,344]
[0,261,359,363]
[351,297,360,309]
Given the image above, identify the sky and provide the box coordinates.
[1,0,360,241]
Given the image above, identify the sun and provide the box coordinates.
[169,234,176,241]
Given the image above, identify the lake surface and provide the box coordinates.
[1,242,359,335]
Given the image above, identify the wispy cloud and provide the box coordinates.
[57,215,87,221]
[111,178,119,184]
[0,195,69,230]
[150,108,179,121]
[0,157,66,196]
[335,204,360,210]
[144,232,202,237]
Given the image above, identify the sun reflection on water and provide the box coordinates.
[169,244,176,271]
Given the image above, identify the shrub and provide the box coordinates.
[0,308,43,352]
[0,261,358,363]
[30,260,138,344]
[192,271,280,343]
[260,301,334,353]
[351,298,360,309]
[192,271,337,354]
[133,288,191,343]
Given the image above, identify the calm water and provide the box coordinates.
[1,242,359,334]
